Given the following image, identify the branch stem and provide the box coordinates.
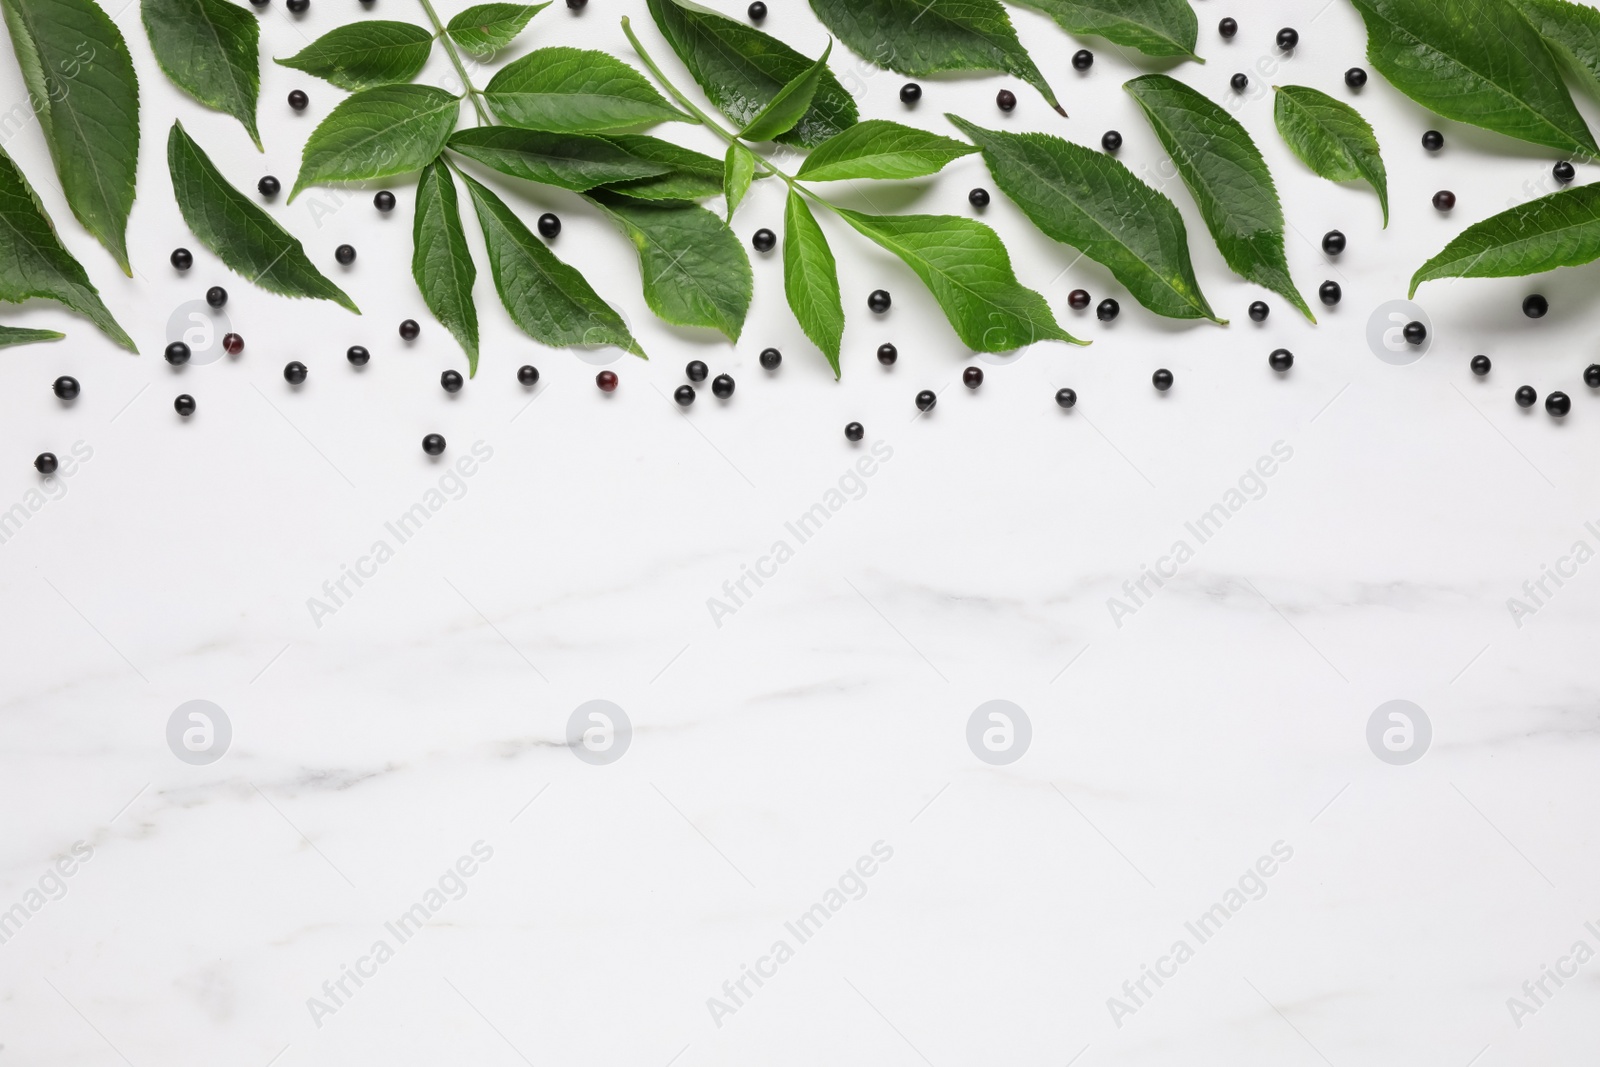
[419,0,494,125]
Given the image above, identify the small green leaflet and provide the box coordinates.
[485,47,688,132]
[1273,85,1388,226]
[948,116,1219,323]
[413,160,478,373]
[446,2,548,56]
[836,209,1081,351]
[723,143,757,220]
[276,22,434,91]
[797,120,975,181]
[783,191,844,375]
[291,84,459,200]
[462,173,644,357]
[0,146,133,350]
[593,135,723,200]
[142,0,261,149]
[1,0,140,274]
[1410,182,1600,294]
[740,39,832,142]
[588,192,751,341]
[1006,0,1199,61]
[1514,0,1600,104]
[1348,0,1597,156]
[448,127,670,191]
[807,0,1063,115]
[645,0,857,148]
[1125,74,1312,322]
[168,121,358,312]
[0,324,63,347]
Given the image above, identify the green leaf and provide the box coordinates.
[783,191,843,375]
[592,135,723,200]
[0,323,64,347]
[462,173,644,357]
[1409,181,1600,295]
[1125,74,1312,322]
[836,208,1082,351]
[1513,0,1600,103]
[0,147,132,350]
[806,0,1062,115]
[142,0,261,149]
[448,127,669,191]
[1348,0,1596,156]
[275,21,433,91]
[413,160,478,373]
[796,119,976,181]
[291,84,459,200]
[739,39,832,142]
[1005,0,1199,61]
[948,115,1219,324]
[645,0,857,148]
[484,46,688,132]
[446,2,548,56]
[588,191,751,341]
[723,142,757,221]
[168,121,358,312]
[1272,85,1388,226]
[0,0,140,274]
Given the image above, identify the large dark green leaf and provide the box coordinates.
[413,160,478,373]
[796,119,975,181]
[1410,182,1600,294]
[484,47,688,132]
[1272,85,1388,226]
[0,0,139,274]
[1125,74,1312,322]
[276,21,433,91]
[783,191,843,375]
[447,127,669,190]
[807,0,1062,115]
[291,84,459,200]
[1349,0,1596,156]
[168,121,358,312]
[948,115,1219,323]
[645,0,856,148]
[142,0,261,149]
[1514,0,1600,103]
[592,135,723,200]
[837,208,1081,351]
[0,146,132,350]
[446,2,548,56]
[462,173,644,357]
[1006,0,1198,61]
[588,192,751,340]
[0,323,63,347]
[739,39,832,142]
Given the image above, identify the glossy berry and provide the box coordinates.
[284,361,307,385]
[223,332,244,355]
[165,341,191,365]
[1523,294,1549,318]
[537,213,560,238]
[34,452,57,474]
[1276,27,1298,49]
[171,247,193,270]
[566,0,584,9]
[249,0,267,7]
[286,0,307,12]
[759,347,782,370]
[1585,364,1600,388]
[1422,129,1444,151]
[1072,49,1093,71]
[347,345,370,366]
[1152,368,1173,391]
[1433,190,1456,211]
[596,370,618,392]
[996,89,1016,112]
[1248,301,1269,322]
[1218,17,1237,38]
[1097,298,1119,321]
[1554,160,1576,184]
[1055,387,1077,409]
[1318,280,1341,306]
[1268,348,1293,372]
[963,366,983,389]
[288,89,308,110]
[1322,229,1346,255]
[422,434,446,456]
[868,289,891,313]
[1068,289,1091,311]
[1471,355,1491,376]
[915,389,937,411]
[845,421,865,441]
[52,375,79,399]
[399,318,420,340]
[174,394,196,417]
[206,285,227,308]
[686,360,708,382]
[518,364,539,386]
[1403,320,1426,344]
[968,187,990,207]
[335,244,356,265]
[1101,130,1122,152]
[751,227,776,252]
[674,384,695,406]
[1231,73,1248,92]
[258,175,280,197]
[374,190,396,212]
[441,369,463,393]
[1516,385,1538,407]
[747,0,766,18]
[1546,391,1571,416]
[900,82,922,105]
[1345,67,1367,88]
[712,374,735,398]
[876,343,897,366]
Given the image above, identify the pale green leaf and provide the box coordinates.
[723,142,756,221]
[446,2,548,56]
[739,39,832,142]
[0,323,63,346]
[484,46,688,132]
[783,191,843,375]
[796,119,975,181]
[1273,85,1388,226]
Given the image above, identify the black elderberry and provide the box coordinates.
[751,227,776,252]
[1269,348,1293,371]
[1055,387,1076,408]
[1072,49,1093,71]
[1471,355,1491,376]
[347,345,370,366]
[284,361,307,384]
[174,394,196,417]
[748,0,766,18]
[286,0,307,13]
[288,89,308,110]
[374,190,396,212]
[1585,364,1600,388]
[422,434,446,455]
[537,213,560,238]
[868,289,891,313]
[1248,301,1269,322]
[686,360,708,381]
[518,364,539,385]
[1101,130,1122,152]
[876,343,897,366]
[441,369,463,393]
[963,366,983,389]
[712,373,735,398]
[566,0,584,9]
[1523,294,1549,318]
[1345,67,1367,89]
[1433,190,1456,211]
[915,389,937,411]
[1231,73,1248,92]
[900,83,922,105]
[1219,17,1237,38]
[1554,161,1576,184]
[223,333,244,355]
[1422,129,1444,151]
[759,347,782,370]
[206,285,227,308]
[34,452,57,473]
[845,421,864,441]
[53,376,79,400]
[1546,391,1571,417]
[1403,321,1426,344]
[968,188,990,207]
[1323,230,1346,255]
[258,175,280,197]
[1068,289,1091,310]
[165,341,191,365]
[171,247,193,270]
[1152,368,1173,391]
[1319,280,1341,306]
[675,384,695,406]
[596,370,618,391]
[996,89,1016,112]
[1097,298,1119,321]
[1276,27,1298,49]
[1516,385,1537,407]
[335,244,356,265]
[399,319,420,340]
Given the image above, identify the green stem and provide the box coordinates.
[420,0,493,126]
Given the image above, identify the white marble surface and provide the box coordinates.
[3,0,1600,1063]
